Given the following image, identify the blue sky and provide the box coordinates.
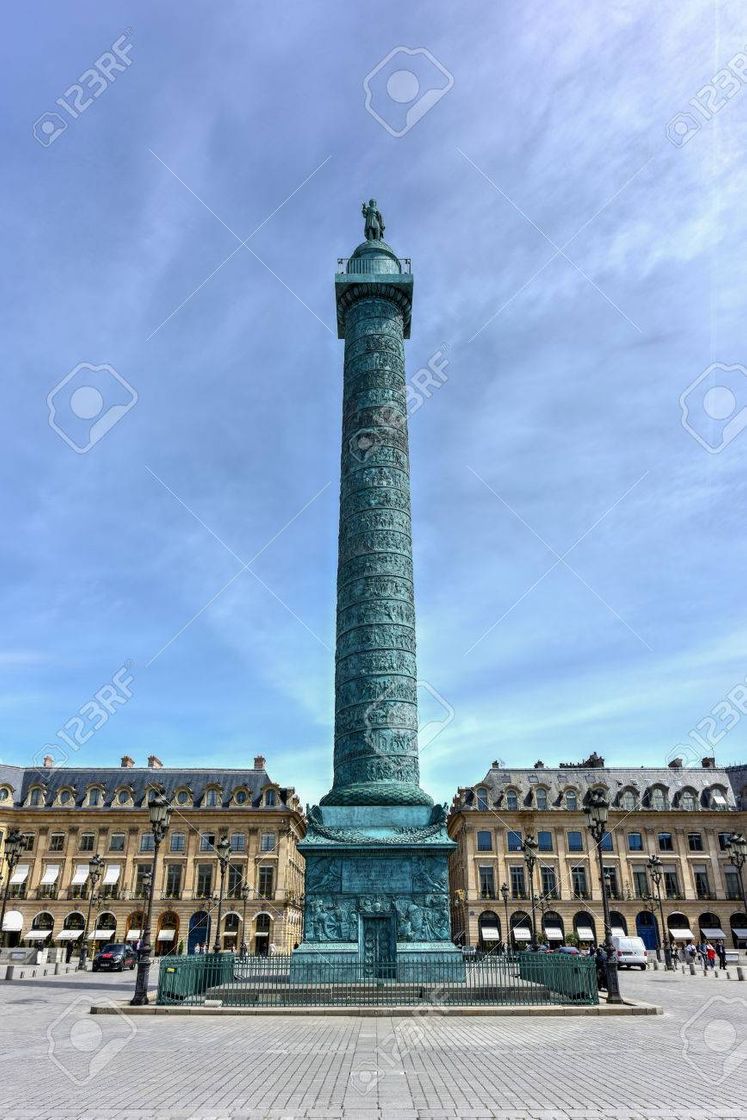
[2,1,747,805]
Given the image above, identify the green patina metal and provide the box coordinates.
[291,205,463,982]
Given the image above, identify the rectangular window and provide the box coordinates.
[79,833,95,852]
[49,833,65,852]
[537,830,553,852]
[196,864,213,898]
[258,866,274,898]
[478,866,495,897]
[510,866,526,898]
[199,833,215,853]
[164,864,182,898]
[139,833,155,853]
[725,869,742,899]
[658,832,674,852]
[664,870,680,899]
[633,869,648,898]
[109,833,125,852]
[571,865,588,898]
[230,833,246,852]
[227,864,244,898]
[603,867,619,899]
[540,866,558,898]
[567,831,583,853]
[135,864,151,896]
[600,832,613,852]
[476,830,492,852]
[89,788,101,806]
[507,830,522,852]
[688,833,704,852]
[628,832,643,851]
[170,832,186,853]
[693,867,711,899]
[21,833,35,852]
[718,833,732,851]
[259,833,275,852]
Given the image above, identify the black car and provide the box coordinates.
[92,942,138,971]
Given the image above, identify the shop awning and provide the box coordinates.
[90,929,115,940]
[2,910,23,932]
[26,930,51,940]
[126,929,141,940]
[41,866,60,885]
[576,926,595,941]
[670,928,695,940]
[58,929,82,941]
[731,927,747,940]
[701,927,726,939]
[480,928,500,941]
[544,927,563,941]
[102,865,120,885]
[157,930,176,942]
[71,865,89,885]
[611,927,626,938]
[512,927,531,941]
[10,864,29,885]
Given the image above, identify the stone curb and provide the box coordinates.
[91,998,661,1017]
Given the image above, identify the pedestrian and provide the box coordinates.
[706,942,717,969]
[685,942,696,963]
[697,940,708,966]
[717,941,727,969]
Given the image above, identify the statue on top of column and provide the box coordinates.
[362,199,385,241]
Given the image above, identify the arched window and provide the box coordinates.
[649,787,667,810]
[565,789,578,811]
[205,788,218,807]
[535,788,548,811]
[265,789,277,807]
[255,912,271,956]
[29,787,45,807]
[478,910,500,951]
[620,790,637,811]
[679,790,697,811]
[476,788,488,811]
[506,789,519,811]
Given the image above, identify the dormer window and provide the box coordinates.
[476,788,488,811]
[265,789,277,807]
[0,787,10,803]
[620,790,637,812]
[175,789,191,807]
[205,788,219,808]
[116,789,131,806]
[29,787,43,807]
[234,789,248,806]
[506,789,519,811]
[87,788,102,807]
[565,790,578,811]
[708,788,728,810]
[535,788,548,811]
[59,789,74,806]
[679,790,697,811]
[649,787,667,810]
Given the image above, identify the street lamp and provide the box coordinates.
[584,790,622,1003]
[521,833,538,951]
[212,835,232,954]
[240,882,251,957]
[78,854,103,970]
[0,828,24,947]
[647,854,673,971]
[131,792,172,1006]
[726,833,747,914]
[500,882,509,952]
[641,890,662,963]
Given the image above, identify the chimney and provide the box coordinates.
[254,754,266,770]
[668,757,683,769]
[43,754,55,768]
[147,755,163,769]
[120,755,135,768]
[702,756,716,769]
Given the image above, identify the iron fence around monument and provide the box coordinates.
[156,951,599,1008]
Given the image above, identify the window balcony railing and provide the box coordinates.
[479,889,496,900]
[571,890,591,900]
[511,890,528,900]
[665,889,684,900]
[695,888,716,900]
[726,888,744,900]
[36,886,59,900]
[9,885,28,899]
[161,889,182,900]
[100,886,120,900]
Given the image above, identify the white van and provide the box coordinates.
[612,935,647,969]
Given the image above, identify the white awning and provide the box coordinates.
[90,929,116,940]
[670,928,695,940]
[71,865,89,885]
[157,929,176,941]
[544,927,563,941]
[480,928,500,940]
[41,866,60,885]
[701,927,726,939]
[576,926,595,941]
[711,793,727,806]
[102,864,121,885]
[2,910,23,932]
[26,930,52,940]
[10,864,29,885]
[733,928,747,940]
[58,929,82,940]
[512,927,531,941]
[126,929,141,940]
[611,927,626,938]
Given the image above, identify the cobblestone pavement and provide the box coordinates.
[0,966,745,1119]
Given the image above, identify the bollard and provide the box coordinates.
[653,959,659,970]
[737,966,745,981]
[689,962,696,975]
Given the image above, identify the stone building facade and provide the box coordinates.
[448,755,747,952]
[0,754,304,955]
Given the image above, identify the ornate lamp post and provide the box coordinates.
[500,882,509,952]
[726,833,747,913]
[521,833,539,950]
[647,853,673,970]
[641,890,662,962]
[78,854,103,970]
[212,835,231,954]
[0,828,23,947]
[131,792,172,1006]
[240,882,250,957]
[584,790,622,1002]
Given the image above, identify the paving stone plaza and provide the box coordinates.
[1,966,745,1119]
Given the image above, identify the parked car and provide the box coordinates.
[612,935,647,969]
[92,943,137,971]
[554,945,581,956]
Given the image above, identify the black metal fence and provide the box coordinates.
[156,951,598,1008]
